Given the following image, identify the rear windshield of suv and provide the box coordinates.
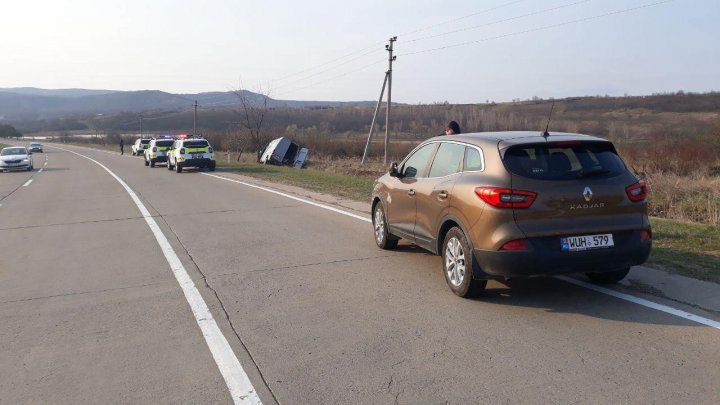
[140,139,151,144]
[503,141,626,180]
[155,140,173,147]
[183,140,209,148]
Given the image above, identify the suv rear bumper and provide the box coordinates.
[178,158,214,167]
[473,231,651,277]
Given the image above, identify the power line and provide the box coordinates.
[274,58,386,98]
[398,0,676,58]
[405,0,591,44]
[397,0,529,38]
[269,0,528,87]
[273,47,384,91]
[272,43,385,83]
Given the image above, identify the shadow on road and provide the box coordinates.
[462,275,717,328]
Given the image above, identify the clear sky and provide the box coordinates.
[1,0,717,103]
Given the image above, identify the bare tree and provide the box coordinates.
[234,84,272,162]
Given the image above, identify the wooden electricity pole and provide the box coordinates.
[361,36,397,165]
[384,36,396,165]
[193,100,198,135]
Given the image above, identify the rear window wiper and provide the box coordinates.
[578,168,610,177]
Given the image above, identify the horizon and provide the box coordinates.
[1,86,719,106]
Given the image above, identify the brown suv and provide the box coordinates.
[371,132,651,297]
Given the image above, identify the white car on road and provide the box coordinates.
[0,146,34,172]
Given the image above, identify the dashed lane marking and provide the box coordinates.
[52,146,262,404]
[22,179,33,187]
[203,172,720,331]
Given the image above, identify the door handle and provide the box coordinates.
[408,189,416,196]
[438,191,448,199]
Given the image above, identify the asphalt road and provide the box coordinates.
[1,144,719,404]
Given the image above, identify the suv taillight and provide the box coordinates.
[180,148,185,154]
[475,187,537,208]
[208,147,213,153]
[625,180,648,202]
[641,229,652,241]
[152,147,157,152]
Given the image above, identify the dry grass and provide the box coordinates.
[643,172,720,225]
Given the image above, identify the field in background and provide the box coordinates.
[10,92,720,224]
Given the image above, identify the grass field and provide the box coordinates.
[218,158,375,202]
[649,218,720,283]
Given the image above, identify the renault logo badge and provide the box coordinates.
[583,187,593,202]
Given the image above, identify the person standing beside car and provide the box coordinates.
[445,121,461,135]
[120,138,124,155]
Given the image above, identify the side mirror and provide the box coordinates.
[389,161,400,178]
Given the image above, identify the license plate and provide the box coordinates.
[561,234,614,251]
[193,153,204,159]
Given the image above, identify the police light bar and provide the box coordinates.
[176,134,188,139]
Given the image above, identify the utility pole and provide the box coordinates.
[361,73,388,165]
[384,36,396,165]
[139,115,143,138]
[361,36,396,165]
[193,100,198,136]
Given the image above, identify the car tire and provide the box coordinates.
[175,163,183,173]
[27,165,33,171]
[144,157,149,166]
[373,203,399,249]
[150,159,155,168]
[442,227,487,298]
[586,268,630,284]
[209,162,216,172]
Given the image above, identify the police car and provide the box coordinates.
[143,136,174,167]
[166,135,216,173]
[131,137,151,156]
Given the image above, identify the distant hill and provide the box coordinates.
[0,87,375,121]
[0,87,119,98]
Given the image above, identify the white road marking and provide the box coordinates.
[53,147,261,405]
[38,168,43,173]
[22,179,33,187]
[44,162,47,166]
[557,276,720,330]
[203,173,720,331]
[203,173,371,223]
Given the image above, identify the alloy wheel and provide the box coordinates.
[445,237,466,287]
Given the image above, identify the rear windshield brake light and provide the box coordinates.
[475,187,537,208]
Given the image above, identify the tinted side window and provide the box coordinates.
[402,144,437,179]
[429,143,465,177]
[464,147,483,171]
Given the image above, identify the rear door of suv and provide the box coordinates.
[501,140,645,243]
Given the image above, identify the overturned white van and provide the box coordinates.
[259,137,309,168]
